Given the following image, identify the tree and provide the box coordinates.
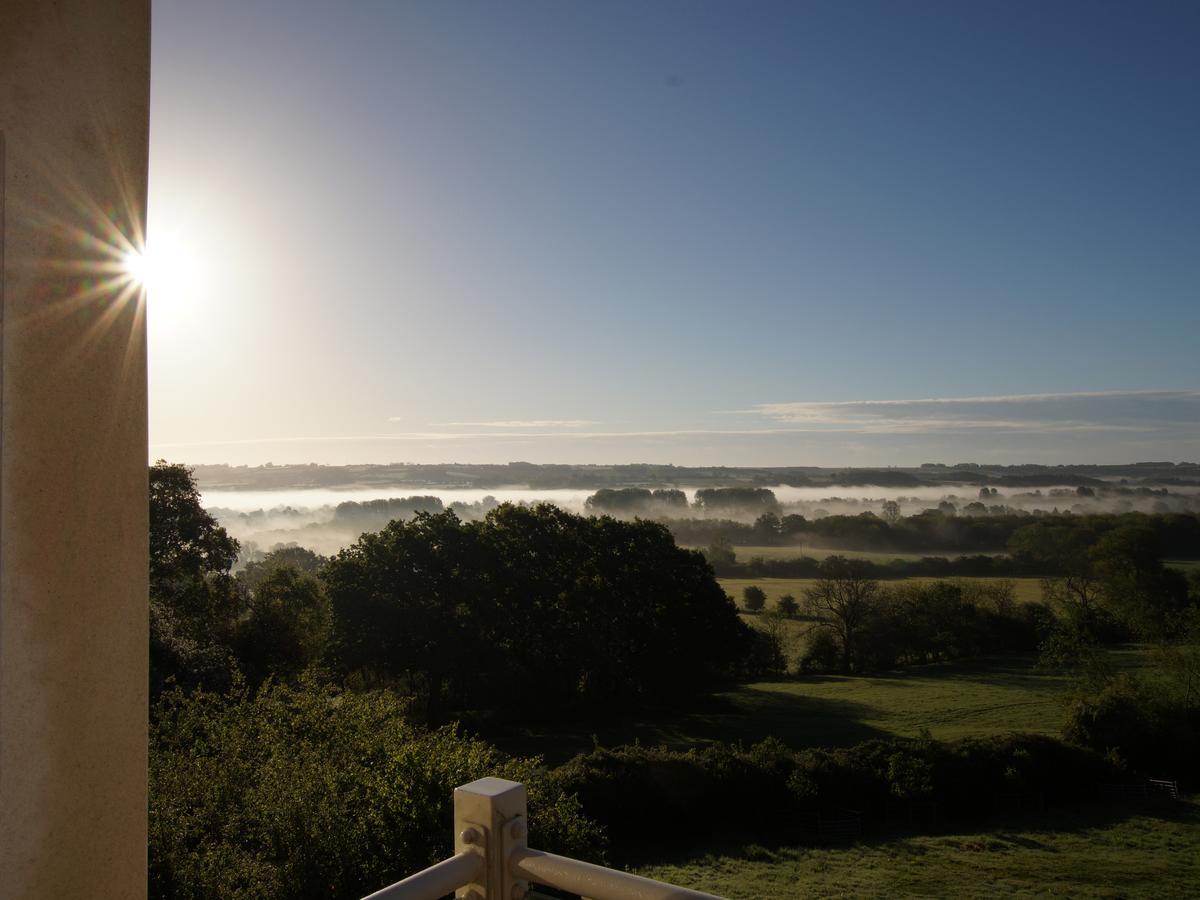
[238,545,327,594]
[1009,521,1106,636]
[776,593,799,618]
[149,461,242,696]
[1011,519,1189,642]
[703,537,736,571]
[753,512,782,542]
[324,510,481,718]
[742,585,767,612]
[752,609,789,675]
[150,461,239,594]
[1091,523,1189,637]
[880,500,901,525]
[802,556,880,672]
[234,566,332,685]
[324,505,752,721]
[693,487,779,515]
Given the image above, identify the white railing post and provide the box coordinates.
[454,777,529,900]
[360,777,725,900]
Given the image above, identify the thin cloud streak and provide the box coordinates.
[152,422,1164,451]
[422,419,600,428]
[151,390,1198,455]
[748,390,1200,433]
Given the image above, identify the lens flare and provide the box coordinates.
[121,230,195,305]
[121,248,153,287]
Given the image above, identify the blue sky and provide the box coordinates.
[146,1,1199,466]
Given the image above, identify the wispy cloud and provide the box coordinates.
[746,390,1200,434]
[155,427,822,448]
[420,419,600,428]
[152,390,1200,455]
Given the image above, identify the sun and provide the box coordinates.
[121,247,154,287]
[121,229,196,306]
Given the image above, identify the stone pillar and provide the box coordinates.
[0,2,151,897]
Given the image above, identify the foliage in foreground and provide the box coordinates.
[149,680,602,900]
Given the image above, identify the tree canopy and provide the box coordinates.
[324,504,752,721]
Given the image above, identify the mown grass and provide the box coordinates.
[493,651,1158,764]
[702,655,1090,748]
[720,575,1046,607]
[633,800,1200,898]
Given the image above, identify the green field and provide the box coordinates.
[700,655,1094,747]
[635,801,1200,898]
[496,652,1155,763]
[721,575,1046,607]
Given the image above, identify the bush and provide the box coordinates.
[552,740,795,855]
[742,585,766,612]
[1064,674,1200,785]
[553,734,1121,855]
[150,680,602,900]
[798,630,841,674]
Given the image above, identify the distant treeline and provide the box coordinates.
[715,553,1035,580]
[671,510,1200,559]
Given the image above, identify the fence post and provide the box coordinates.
[454,777,529,900]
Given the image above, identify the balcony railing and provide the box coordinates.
[362,777,723,900]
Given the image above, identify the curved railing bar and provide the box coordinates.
[512,847,724,900]
[361,851,482,900]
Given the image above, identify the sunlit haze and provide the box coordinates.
[147,1,1200,467]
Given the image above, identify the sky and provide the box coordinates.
[145,0,1199,468]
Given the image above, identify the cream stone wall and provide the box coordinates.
[0,2,151,897]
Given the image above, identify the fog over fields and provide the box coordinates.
[197,462,1200,559]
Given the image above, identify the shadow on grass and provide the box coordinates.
[482,688,888,765]
[480,651,1147,765]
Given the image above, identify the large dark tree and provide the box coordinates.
[324,504,751,722]
[149,461,242,696]
[150,461,239,593]
[234,566,332,686]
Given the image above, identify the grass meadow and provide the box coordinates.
[498,646,1186,896]
[597,556,1199,895]
[634,800,1200,898]
[495,651,1163,764]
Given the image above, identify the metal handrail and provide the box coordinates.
[361,851,482,900]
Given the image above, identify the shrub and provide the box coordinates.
[554,734,1122,854]
[742,585,766,612]
[1064,674,1200,785]
[150,680,602,900]
[798,629,841,674]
